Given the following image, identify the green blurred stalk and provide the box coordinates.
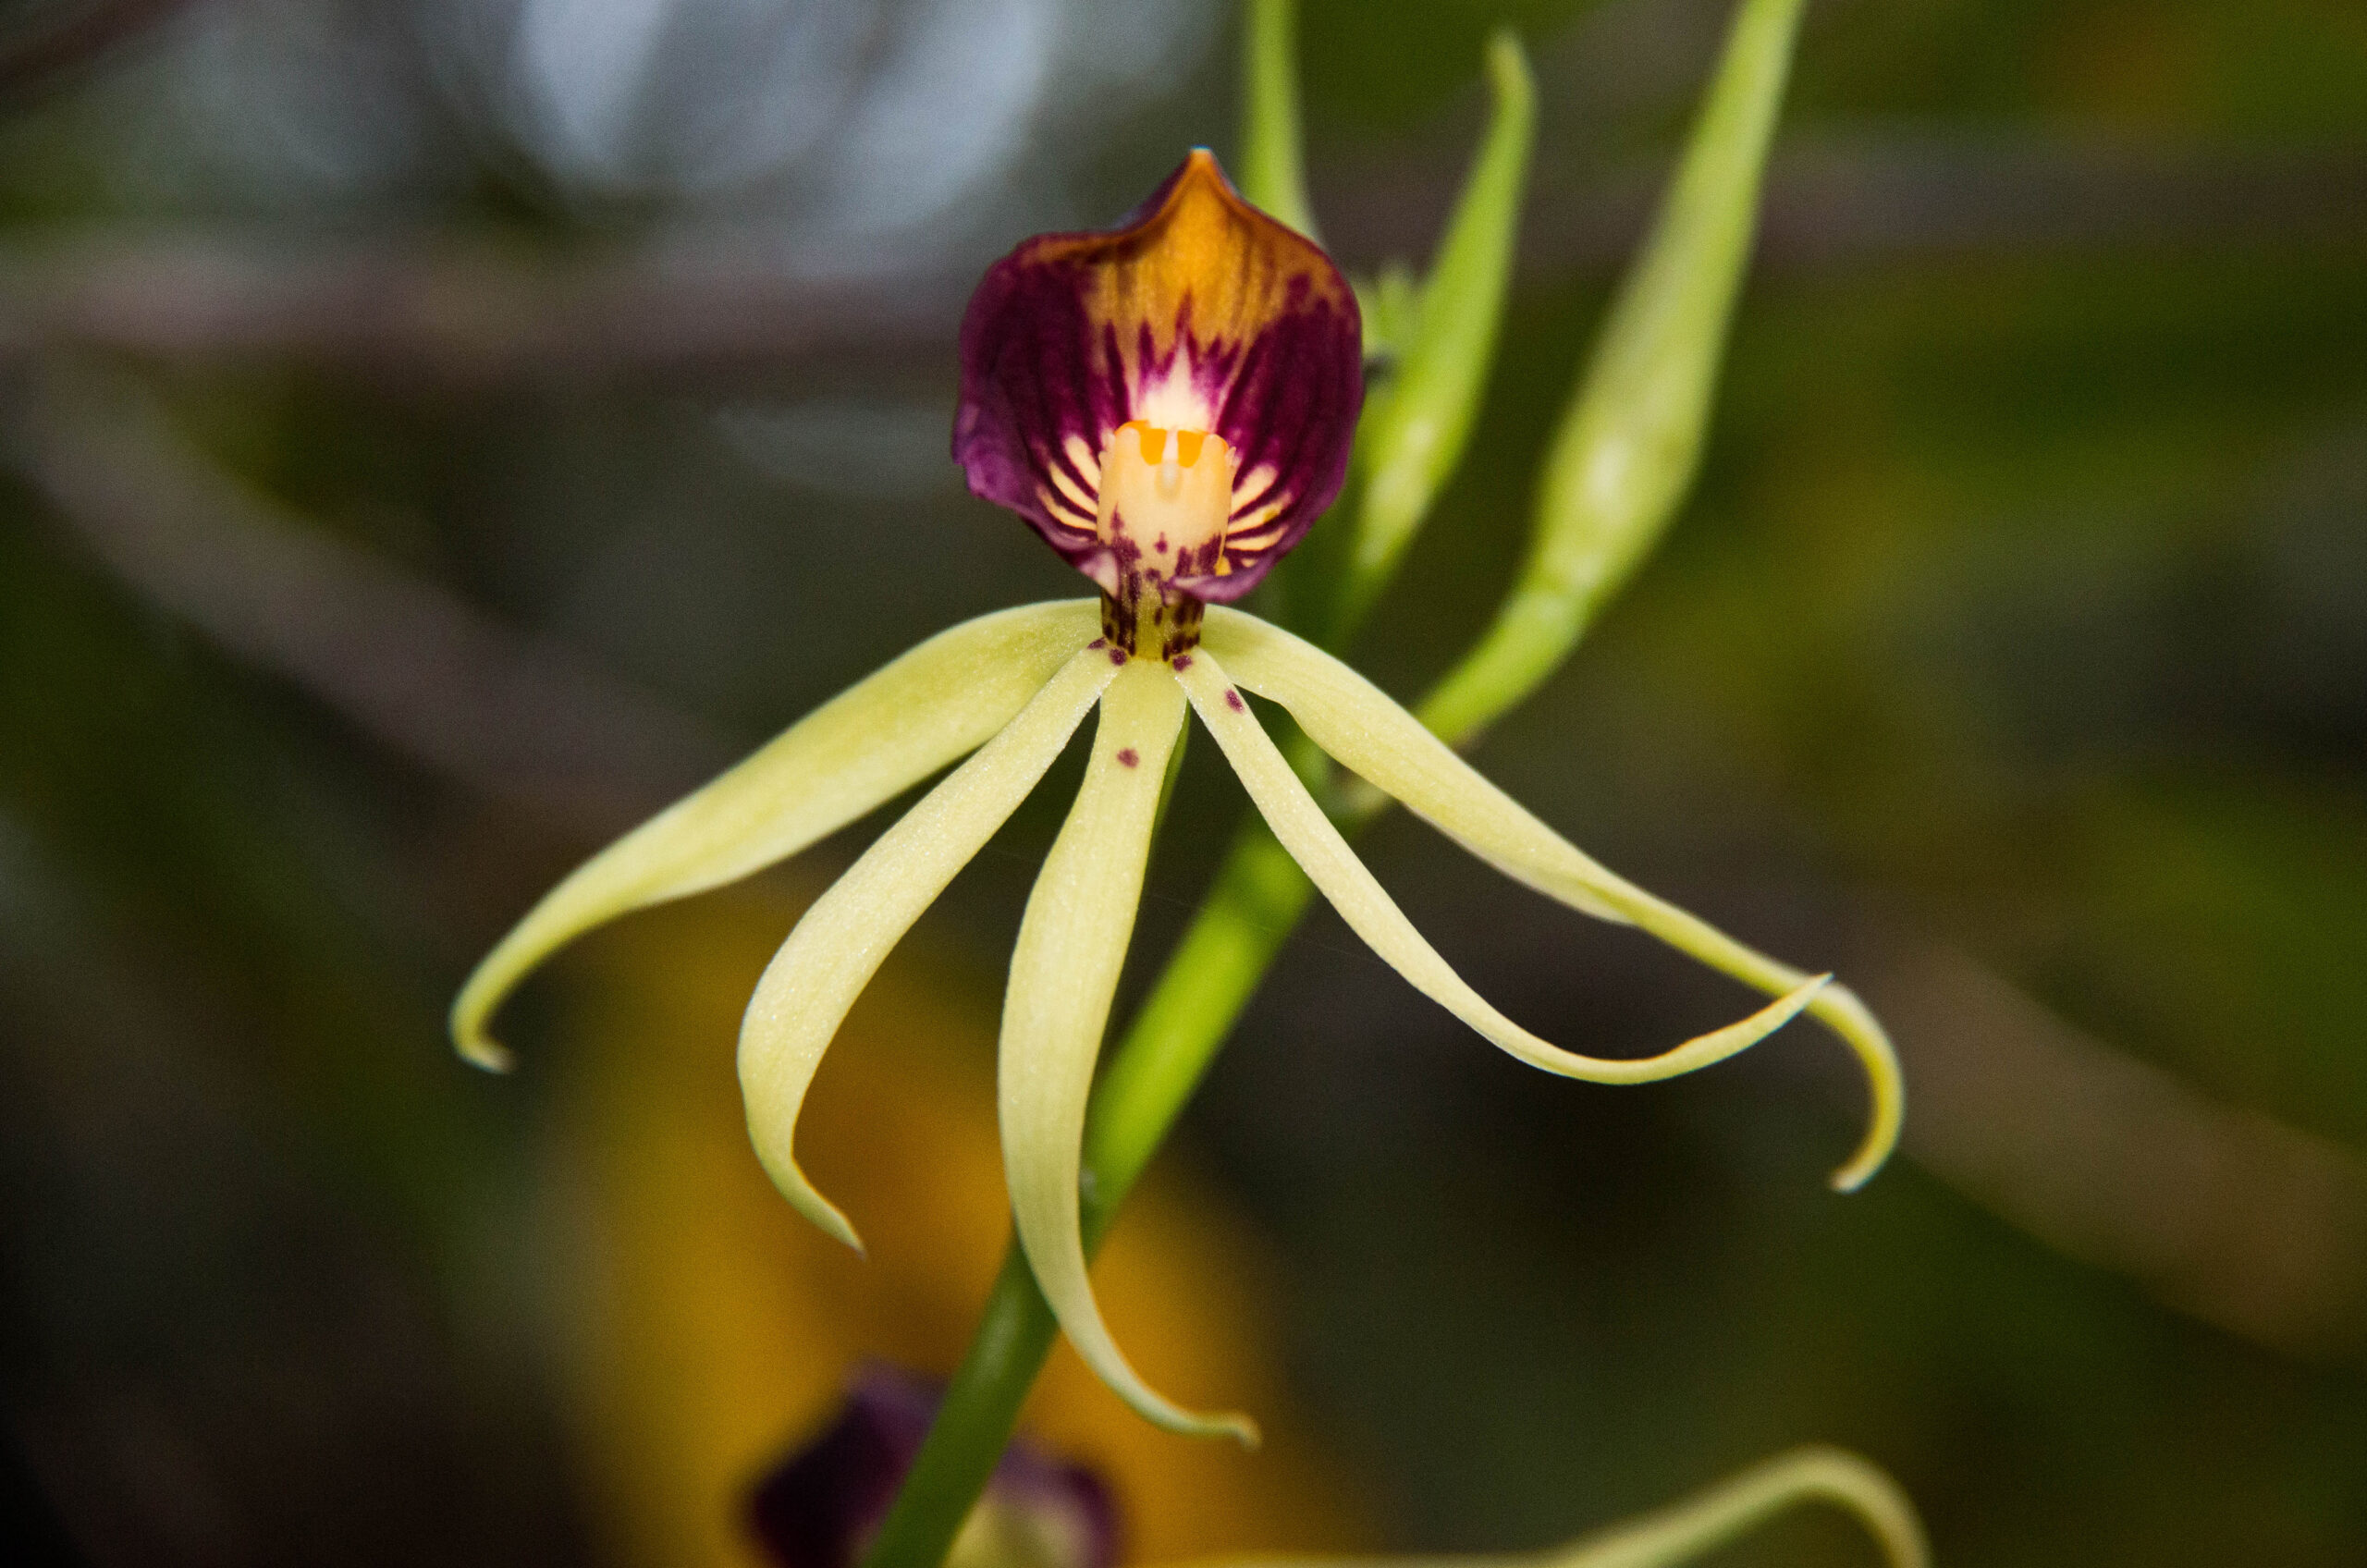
[859,2,1804,1562]
[1418,0,1806,744]
[1334,30,1535,643]
[1238,0,1317,235]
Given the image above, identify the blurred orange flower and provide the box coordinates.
[532,886,1367,1568]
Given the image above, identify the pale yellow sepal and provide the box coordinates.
[451,599,1101,1071]
[1531,1445,1926,1568]
[1000,658,1257,1446]
[736,648,1120,1252]
[1179,650,1824,1088]
[1198,607,1901,1191]
[1196,1444,1925,1568]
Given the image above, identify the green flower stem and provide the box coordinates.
[861,0,1807,1558]
[1081,824,1315,1199]
[858,778,1441,1568]
[1238,0,1318,238]
[854,1246,1060,1568]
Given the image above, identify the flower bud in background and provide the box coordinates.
[750,1366,1117,1568]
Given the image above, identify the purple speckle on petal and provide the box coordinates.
[1086,637,1108,651]
[1224,690,1245,712]
[1116,748,1140,768]
[1170,653,1193,670]
[1108,646,1128,666]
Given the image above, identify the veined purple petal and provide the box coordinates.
[954,150,1362,606]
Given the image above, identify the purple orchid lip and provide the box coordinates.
[953,150,1362,627]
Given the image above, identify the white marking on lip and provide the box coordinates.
[1131,365,1217,435]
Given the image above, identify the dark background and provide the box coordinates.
[4,0,2366,1562]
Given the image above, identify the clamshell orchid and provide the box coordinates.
[453,151,1900,1445]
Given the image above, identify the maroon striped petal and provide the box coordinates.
[954,150,1361,609]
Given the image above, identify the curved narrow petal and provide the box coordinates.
[737,649,1120,1252]
[1201,606,1627,920]
[451,599,1100,1070]
[1178,649,1825,1088]
[1544,1445,1927,1568]
[999,659,1254,1444]
[1203,1445,1925,1568]
[1198,606,1901,1191]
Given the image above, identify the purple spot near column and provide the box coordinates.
[1115,748,1139,768]
[1108,646,1127,666]
[1170,653,1193,670]
[1086,637,1107,651]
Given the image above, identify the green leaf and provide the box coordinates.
[1354,260,1423,363]
[1239,0,1318,236]
[1337,29,1536,642]
[1418,0,1808,745]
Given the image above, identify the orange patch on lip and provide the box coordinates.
[1118,422,1213,470]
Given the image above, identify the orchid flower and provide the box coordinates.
[452,150,1901,1445]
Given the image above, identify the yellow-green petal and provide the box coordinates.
[1179,648,1825,1086]
[451,598,1100,1070]
[737,648,1120,1252]
[998,658,1252,1444]
[1540,1446,1927,1568]
[1200,1445,1925,1568]
[1200,606,1900,1190]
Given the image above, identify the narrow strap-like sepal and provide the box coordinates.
[1179,648,1825,1086]
[451,599,1099,1070]
[737,648,1119,1252]
[1198,606,1901,1191]
[1197,1444,1925,1568]
[998,659,1255,1443]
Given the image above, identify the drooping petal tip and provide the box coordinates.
[1816,981,1904,1193]
[1195,607,1908,1195]
[956,150,1361,631]
[998,659,1258,1446]
[450,1001,515,1074]
[444,601,1101,1085]
[733,646,1122,1262]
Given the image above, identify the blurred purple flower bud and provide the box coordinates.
[748,1365,1120,1568]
